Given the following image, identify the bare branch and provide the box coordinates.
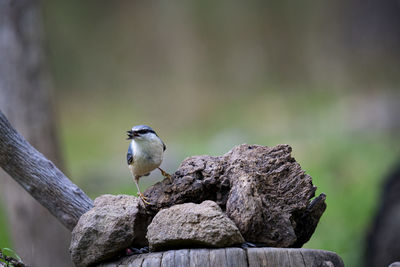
[0,110,93,230]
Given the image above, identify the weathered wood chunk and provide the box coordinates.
[160,251,175,267]
[263,247,289,266]
[209,248,228,267]
[225,248,248,267]
[247,248,268,267]
[97,248,344,267]
[174,250,190,267]
[141,253,162,267]
[145,144,326,247]
[189,249,210,267]
[300,249,344,267]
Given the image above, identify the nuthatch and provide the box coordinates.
[126,125,171,204]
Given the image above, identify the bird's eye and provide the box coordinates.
[137,129,148,135]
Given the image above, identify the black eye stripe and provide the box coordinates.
[135,129,156,135]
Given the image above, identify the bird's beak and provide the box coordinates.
[126,130,134,140]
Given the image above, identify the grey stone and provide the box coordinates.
[146,200,245,251]
[69,194,152,267]
[144,144,326,248]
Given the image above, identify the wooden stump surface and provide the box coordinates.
[98,247,344,267]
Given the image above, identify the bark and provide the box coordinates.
[0,0,92,266]
[0,111,94,229]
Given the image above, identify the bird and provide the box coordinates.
[126,125,171,204]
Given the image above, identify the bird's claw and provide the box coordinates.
[164,173,172,181]
[137,193,151,205]
[160,169,172,181]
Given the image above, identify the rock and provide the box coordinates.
[69,194,152,267]
[145,144,326,247]
[146,200,245,251]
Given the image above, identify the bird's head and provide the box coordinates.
[126,125,157,141]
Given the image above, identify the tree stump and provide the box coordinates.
[98,248,344,267]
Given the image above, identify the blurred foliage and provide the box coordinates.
[56,88,399,267]
[0,204,12,250]
[0,248,24,267]
[1,1,400,267]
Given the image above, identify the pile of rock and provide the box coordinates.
[69,144,326,267]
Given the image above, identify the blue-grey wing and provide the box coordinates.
[127,144,133,165]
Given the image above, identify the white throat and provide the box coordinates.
[131,133,164,166]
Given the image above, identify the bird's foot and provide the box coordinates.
[240,242,258,249]
[159,168,172,181]
[164,172,172,181]
[125,246,149,256]
[137,192,151,205]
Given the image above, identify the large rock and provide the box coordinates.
[146,200,244,251]
[145,144,326,247]
[69,194,152,267]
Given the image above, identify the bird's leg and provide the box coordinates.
[133,175,150,205]
[158,167,172,181]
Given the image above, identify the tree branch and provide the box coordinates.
[0,110,93,230]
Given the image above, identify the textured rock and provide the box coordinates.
[147,200,245,251]
[145,144,326,247]
[70,194,152,267]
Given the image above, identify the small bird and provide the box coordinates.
[126,125,171,204]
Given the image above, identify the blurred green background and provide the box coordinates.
[1,1,400,266]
